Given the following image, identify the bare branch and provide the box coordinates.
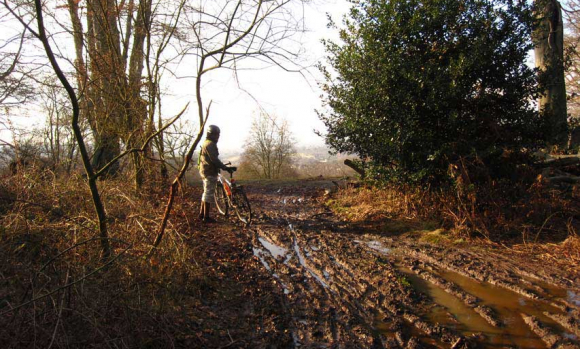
[94,102,189,178]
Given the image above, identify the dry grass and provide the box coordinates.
[0,168,283,348]
[327,178,580,244]
[326,185,440,222]
[0,169,201,347]
[326,179,580,271]
[508,234,580,276]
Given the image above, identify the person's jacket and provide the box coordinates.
[199,138,227,178]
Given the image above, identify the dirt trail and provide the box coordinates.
[238,180,580,348]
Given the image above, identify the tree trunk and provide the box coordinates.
[91,132,121,176]
[534,0,569,148]
[84,0,124,177]
[36,0,111,258]
[126,0,153,190]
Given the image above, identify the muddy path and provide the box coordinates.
[238,180,580,348]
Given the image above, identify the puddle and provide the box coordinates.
[436,268,574,347]
[395,264,517,345]
[380,263,572,348]
[439,269,566,316]
[291,332,300,347]
[355,238,577,347]
[272,272,291,295]
[253,247,292,294]
[293,238,329,289]
[253,247,271,271]
[523,277,580,309]
[354,239,392,255]
[373,316,398,341]
[365,240,391,255]
[568,290,580,307]
[258,237,288,260]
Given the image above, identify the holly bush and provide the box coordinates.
[319,0,545,183]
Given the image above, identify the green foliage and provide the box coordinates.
[319,0,545,183]
[398,275,412,288]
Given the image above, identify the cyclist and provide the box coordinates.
[198,125,236,223]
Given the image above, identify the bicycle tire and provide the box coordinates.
[214,182,229,216]
[232,186,252,225]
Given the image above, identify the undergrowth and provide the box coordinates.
[327,173,579,255]
[0,168,274,348]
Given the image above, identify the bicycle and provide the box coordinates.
[214,165,252,225]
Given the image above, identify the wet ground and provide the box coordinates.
[232,179,580,348]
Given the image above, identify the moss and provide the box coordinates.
[419,229,451,244]
[398,276,411,288]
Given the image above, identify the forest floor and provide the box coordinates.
[193,178,580,349]
[2,177,579,348]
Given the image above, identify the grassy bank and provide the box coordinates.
[0,170,286,348]
[325,179,579,269]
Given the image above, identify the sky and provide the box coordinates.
[161,0,353,152]
[3,0,562,155]
[0,0,353,155]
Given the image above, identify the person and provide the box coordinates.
[198,125,236,223]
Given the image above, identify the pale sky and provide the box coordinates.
[0,0,352,154]
[2,0,553,155]
[164,1,352,152]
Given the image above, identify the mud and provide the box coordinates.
[522,314,578,349]
[543,312,580,338]
[227,180,580,348]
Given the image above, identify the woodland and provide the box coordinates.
[0,0,579,348]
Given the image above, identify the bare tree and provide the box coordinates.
[161,119,196,173]
[66,0,186,188]
[563,1,580,148]
[29,0,112,258]
[151,0,306,249]
[563,2,580,116]
[7,0,187,258]
[37,78,87,174]
[0,6,37,112]
[241,112,296,179]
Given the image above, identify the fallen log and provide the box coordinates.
[534,157,580,169]
[344,159,365,178]
[545,175,580,185]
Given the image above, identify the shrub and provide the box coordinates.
[319,0,543,183]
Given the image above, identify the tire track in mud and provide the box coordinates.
[245,184,580,348]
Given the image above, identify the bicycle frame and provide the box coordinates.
[215,167,252,225]
[218,170,236,198]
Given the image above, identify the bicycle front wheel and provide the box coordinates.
[214,182,229,216]
[232,187,252,225]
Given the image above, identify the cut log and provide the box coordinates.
[344,159,365,178]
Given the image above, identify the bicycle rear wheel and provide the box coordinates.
[232,186,252,225]
[214,182,229,216]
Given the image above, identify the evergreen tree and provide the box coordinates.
[319,0,544,183]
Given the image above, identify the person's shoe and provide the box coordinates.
[202,216,217,223]
[202,202,217,223]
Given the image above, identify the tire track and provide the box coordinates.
[243,183,579,348]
